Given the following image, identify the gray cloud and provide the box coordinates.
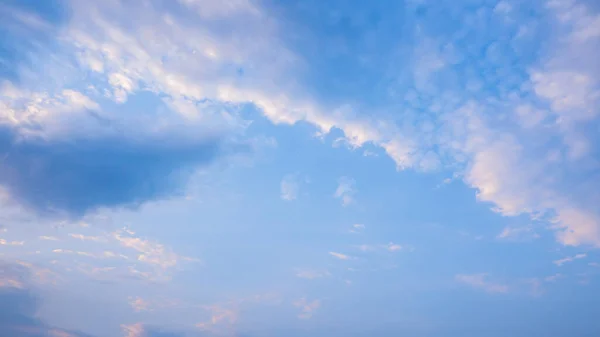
[0,261,93,337]
[0,126,224,216]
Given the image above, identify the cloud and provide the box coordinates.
[386,243,402,252]
[121,323,145,337]
[112,230,191,270]
[0,238,25,246]
[496,225,540,241]
[356,242,403,253]
[280,174,300,201]
[553,253,587,266]
[128,297,152,313]
[121,323,188,337]
[334,177,356,206]
[357,244,374,252]
[455,273,509,294]
[0,261,93,337]
[349,224,365,234]
[1,0,598,249]
[293,298,321,319]
[544,274,563,282]
[0,125,223,216]
[329,252,351,260]
[69,234,105,242]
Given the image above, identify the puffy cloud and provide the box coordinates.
[0,0,598,249]
[455,273,509,294]
[0,125,223,216]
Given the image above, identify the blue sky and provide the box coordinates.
[0,0,599,336]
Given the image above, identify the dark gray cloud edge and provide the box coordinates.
[0,125,226,216]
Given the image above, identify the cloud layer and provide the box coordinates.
[0,126,221,215]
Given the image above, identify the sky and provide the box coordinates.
[0,0,599,336]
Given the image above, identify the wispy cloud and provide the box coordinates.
[356,242,404,253]
[128,296,152,312]
[293,297,321,319]
[456,273,509,294]
[0,239,24,246]
[544,274,563,282]
[280,174,300,201]
[69,233,106,242]
[386,243,402,252]
[112,230,188,269]
[553,253,587,266]
[524,278,544,297]
[334,177,356,206]
[496,225,540,241]
[329,252,352,260]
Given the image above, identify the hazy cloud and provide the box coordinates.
[553,254,587,266]
[456,273,509,294]
[334,177,356,206]
[293,297,321,319]
[329,252,351,260]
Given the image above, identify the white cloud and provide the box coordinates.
[1,0,598,249]
[349,224,365,234]
[69,233,106,242]
[329,252,351,260]
[386,243,403,252]
[39,236,59,241]
[293,297,321,319]
[455,273,509,294]
[553,253,587,266]
[334,177,356,206]
[497,226,540,241]
[112,230,183,269]
[280,174,300,201]
[0,239,24,246]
